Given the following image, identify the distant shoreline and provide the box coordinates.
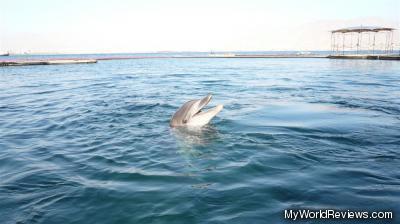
[1,50,333,56]
[1,51,400,67]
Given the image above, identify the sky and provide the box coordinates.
[1,0,399,53]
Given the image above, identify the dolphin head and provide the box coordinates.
[170,94,223,127]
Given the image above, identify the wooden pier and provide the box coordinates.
[0,59,97,66]
[327,55,400,60]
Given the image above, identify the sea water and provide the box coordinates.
[0,57,399,223]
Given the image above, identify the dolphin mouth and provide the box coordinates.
[193,94,223,120]
[170,94,223,127]
[194,94,212,116]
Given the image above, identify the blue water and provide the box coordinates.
[0,57,399,223]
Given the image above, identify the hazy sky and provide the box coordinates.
[1,0,399,53]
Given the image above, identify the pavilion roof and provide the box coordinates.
[331,26,395,33]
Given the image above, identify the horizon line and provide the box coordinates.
[5,49,335,55]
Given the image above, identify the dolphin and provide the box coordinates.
[170,94,223,127]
